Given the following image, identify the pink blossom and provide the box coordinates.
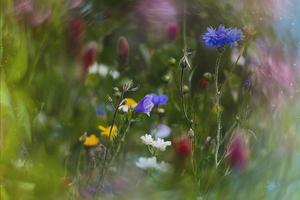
[135,0,179,42]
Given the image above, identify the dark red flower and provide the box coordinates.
[80,41,97,78]
[116,36,129,67]
[174,137,192,157]
[227,132,248,170]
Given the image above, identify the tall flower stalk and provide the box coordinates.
[214,51,224,167]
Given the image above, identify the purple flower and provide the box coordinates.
[134,93,168,116]
[202,25,244,49]
[150,94,168,106]
[134,94,155,116]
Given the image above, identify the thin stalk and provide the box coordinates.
[96,90,124,191]
[180,67,193,127]
[214,52,223,168]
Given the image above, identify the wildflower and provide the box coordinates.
[248,39,295,107]
[134,93,168,116]
[202,25,244,49]
[99,125,118,140]
[174,136,192,157]
[80,41,97,79]
[151,124,171,138]
[79,134,99,147]
[119,98,137,112]
[134,0,178,42]
[116,36,129,67]
[135,156,169,172]
[88,63,120,80]
[150,94,168,106]
[227,131,248,170]
[140,134,171,151]
[134,95,155,116]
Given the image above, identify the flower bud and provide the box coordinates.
[116,36,129,68]
[183,85,189,94]
[168,57,177,66]
[203,72,212,81]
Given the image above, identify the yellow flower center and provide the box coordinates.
[124,98,137,107]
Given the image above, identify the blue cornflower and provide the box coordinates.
[134,94,168,116]
[202,25,244,49]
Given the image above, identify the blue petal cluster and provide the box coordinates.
[202,25,244,49]
[134,94,168,116]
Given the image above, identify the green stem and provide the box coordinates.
[214,52,223,168]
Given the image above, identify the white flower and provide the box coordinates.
[140,134,171,151]
[140,134,154,145]
[151,124,171,138]
[88,63,119,79]
[118,98,137,113]
[135,156,169,172]
[153,138,171,151]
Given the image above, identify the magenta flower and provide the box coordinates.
[134,94,168,116]
[227,131,248,170]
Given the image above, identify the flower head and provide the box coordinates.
[119,98,137,112]
[79,134,99,147]
[140,134,171,151]
[174,136,192,157]
[202,25,244,49]
[135,156,169,172]
[134,93,168,116]
[80,41,97,78]
[98,125,118,140]
[227,130,249,170]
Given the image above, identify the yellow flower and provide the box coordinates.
[119,98,137,112]
[79,134,99,147]
[125,98,137,107]
[98,125,118,140]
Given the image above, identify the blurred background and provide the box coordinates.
[1,0,300,199]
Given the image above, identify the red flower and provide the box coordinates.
[174,137,192,157]
[116,36,129,67]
